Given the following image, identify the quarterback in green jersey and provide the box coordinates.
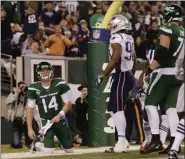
[142,4,184,154]
[26,61,73,154]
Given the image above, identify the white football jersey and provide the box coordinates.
[146,49,155,64]
[109,33,135,72]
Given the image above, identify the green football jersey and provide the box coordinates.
[27,78,70,120]
[156,23,184,68]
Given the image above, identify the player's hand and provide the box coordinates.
[175,68,184,81]
[137,87,145,98]
[143,73,150,84]
[28,129,36,140]
[95,75,104,87]
[51,114,63,123]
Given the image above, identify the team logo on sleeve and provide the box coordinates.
[36,91,40,95]
[93,29,100,39]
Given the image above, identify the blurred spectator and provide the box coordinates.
[40,2,56,27]
[135,36,149,60]
[90,5,104,27]
[144,4,164,31]
[1,8,13,56]
[23,6,39,35]
[6,81,28,148]
[77,20,90,57]
[22,40,42,55]
[146,20,159,43]
[87,6,95,28]
[1,9,12,41]
[71,24,79,36]
[75,84,88,146]
[65,13,73,29]
[55,4,69,25]
[127,2,140,33]
[65,36,80,57]
[44,25,73,56]
[1,1,18,23]
[60,19,72,38]
[61,1,79,13]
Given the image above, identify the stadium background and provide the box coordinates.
[1,0,185,152]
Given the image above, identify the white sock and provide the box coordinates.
[145,106,160,134]
[143,119,151,143]
[171,119,185,151]
[112,111,126,143]
[166,108,179,137]
[160,115,169,144]
[35,142,55,154]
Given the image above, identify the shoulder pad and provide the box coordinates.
[28,84,40,91]
[110,34,124,44]
[54,78,67,87]
[159,25,172,36]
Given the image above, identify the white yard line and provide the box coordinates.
[1,145,184,159]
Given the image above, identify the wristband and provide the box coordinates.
[59,110,65,117]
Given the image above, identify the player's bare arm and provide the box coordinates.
[138,61,150,88]
[51,101,72,123]
[26,101,36,140]
[132,51,137,75]
[101,43,121,77]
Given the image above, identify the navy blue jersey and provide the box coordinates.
[23,13,38,35]
[41,9,56,26]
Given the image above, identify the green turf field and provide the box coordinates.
[1,144,184,159]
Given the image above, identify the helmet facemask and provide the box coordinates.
[38,69,53,81]
[36,62,54,81]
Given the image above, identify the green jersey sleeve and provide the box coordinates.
[27,84,39,100]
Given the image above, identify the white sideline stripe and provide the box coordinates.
[1,145,184,159]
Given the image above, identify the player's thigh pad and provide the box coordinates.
[53,119,73,149]
[108,71,135,113]
[41,119,55,148]
[145,73,169,106]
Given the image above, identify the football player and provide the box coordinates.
[26,61,74,154]
[142,4,184,154]
[168,23,184,159]
[95,15,135,152]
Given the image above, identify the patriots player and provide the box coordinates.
[95,15,135,152]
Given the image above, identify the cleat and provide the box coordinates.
[142,141,163,154]
[30,140,37,153]
[168,150,178,159]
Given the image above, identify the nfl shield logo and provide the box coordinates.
[93,29,100,39]
[36,91,40,95]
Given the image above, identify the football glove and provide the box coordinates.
[39,120,53,136]
[137,87,145,98]
[95,74,104,87]
[175,67,184,81]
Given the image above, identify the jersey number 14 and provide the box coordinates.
[42,96,58,113]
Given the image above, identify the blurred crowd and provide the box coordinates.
[1,1,184,59]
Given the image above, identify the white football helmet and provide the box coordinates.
[109,15,130,35]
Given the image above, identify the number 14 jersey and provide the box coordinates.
[27,78,70,120]
[109,33,135,73]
